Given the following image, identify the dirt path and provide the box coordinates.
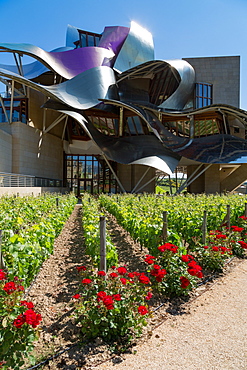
[25,204,90,368]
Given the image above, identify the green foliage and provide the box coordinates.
[1,193,77,286]
[0,273,42,369]
[144,243,202,297]
[81,194,118,268]
[99,193,247,252]
[72,266,150,343]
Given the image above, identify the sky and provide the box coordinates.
[0,0,247,108]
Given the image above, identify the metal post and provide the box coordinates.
[9,80,14,123]
[100,216,106,272]
[56,197,59,207]
[202,210,207,245]
[162,211,168,242]
[0,96,10,123]
[0,230,6,269]
[131,167,150,193]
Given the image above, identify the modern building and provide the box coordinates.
[0,22,246,195]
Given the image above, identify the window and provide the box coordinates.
[195,83,212,108]
[74,30,101,48]
[0,98,28,123]
[64,155,118,195]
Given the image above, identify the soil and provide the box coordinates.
[24,204,245,370]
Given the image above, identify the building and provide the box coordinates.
[0,22,246,195]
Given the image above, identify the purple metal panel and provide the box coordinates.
[49,47,114,77]
[98,26,129,54]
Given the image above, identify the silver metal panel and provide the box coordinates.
[0,46,73,80]
[114,21,154,73]
[129,156,178,175]
[66,24,81,47]
[0,66,116,109]
[159,59,195,110]
[44,102,180,174]
[0,43,114,79]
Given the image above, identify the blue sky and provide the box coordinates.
[0,0,247,108]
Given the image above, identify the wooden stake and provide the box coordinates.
[162,211,168,242]
[0,230,6,269]
[202,210,207,245]
[226,205,231,229]
[100,216,106,273]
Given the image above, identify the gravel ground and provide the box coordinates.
[24,204,247,370]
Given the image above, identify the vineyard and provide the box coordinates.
[1,192,247,369]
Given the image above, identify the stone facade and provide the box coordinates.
[0,121,63,180]
[0,128,12,173]
[117,163,155,193]
[183,56,240,107]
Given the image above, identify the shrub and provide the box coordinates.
[0,270,42,369]
[72,266,151,343]
[144,243,203,296]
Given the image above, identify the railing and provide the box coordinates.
[0,172,63,187]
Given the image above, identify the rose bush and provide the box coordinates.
[72,266,152,343]
[144,243,203,296]
[0,269,42,369]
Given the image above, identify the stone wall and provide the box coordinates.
[183,56,240,107]
[117,164,155,193]
[3,122,64,179]
[0,128,12,173]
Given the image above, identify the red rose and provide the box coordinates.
[220,246,228,253]
[238,240,247,249]
[103,295,114,309]
[144,255,155,264]
[180,276,190,289]
[97,271,106,277]
[187,261,203,278]
[24,309,42,328]
[231,226,244,232]
[82,278,92,284]
[112,294,121,301]
[181,255,190,263]
[97,291,107,301]
[0,269,6,280]
[3,281,17,295]
[138,305,148,315]
[73,294,80,299]
[215,234,227,239]
[132,272,141,277]
[117,266,127,275]
[76,266,87,272]
[109,272,118,278]
[158,243,178,253]
[139,274,150,284]
[20,300,34,309]
[152,264,161,270]
[13,314,26,328]
[145,291,153,300]
[120,278,127,285]
[128,272,135,278]
[155,269,167,282]
[212,246,219,252]
[239,215,247,220]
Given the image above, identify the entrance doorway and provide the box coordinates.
[64,155,118,196]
